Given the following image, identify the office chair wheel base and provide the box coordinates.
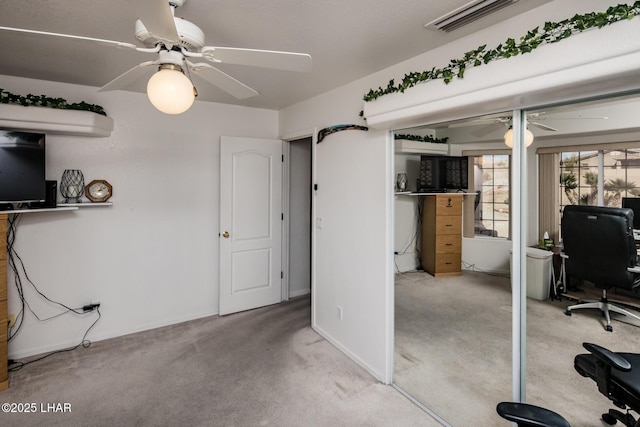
[602,412,617,425]
[606,325,613,332]
[565,309,572,316]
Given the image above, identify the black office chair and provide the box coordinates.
[497,342,640,427]
[574,342,640,426]
[561,205,640,332]
[497,402,570,427]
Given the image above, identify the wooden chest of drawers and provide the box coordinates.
[421,195,462,277]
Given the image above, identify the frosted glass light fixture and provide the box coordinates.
[147,64,195,115]
[504,127,534,148]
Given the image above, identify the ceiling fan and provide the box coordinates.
[449,113,560,138]
[0,0,312,114]
[449,111,610,138]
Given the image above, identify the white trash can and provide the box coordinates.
[510,247,553,300]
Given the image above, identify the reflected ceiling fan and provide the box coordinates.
[450,113,558,138]
[0,0,312,114]
[450,111,608,138]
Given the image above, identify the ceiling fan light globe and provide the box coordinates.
[525,129,534,146]
[147,68,194,114]
[503,128,534,148]
[504,128,513,148]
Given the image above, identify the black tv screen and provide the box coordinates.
[622,197,640,230]
[418,156,468,191]
[0,130,46,203]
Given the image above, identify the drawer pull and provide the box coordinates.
[445,262,452,265]
[445,243,452,246]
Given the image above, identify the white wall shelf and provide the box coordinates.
[0,103,114,137]
[56,202,113,208]
[0,202,113,214]
[394,139,449,155]
[1,206,78,214]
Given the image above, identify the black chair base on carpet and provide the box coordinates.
[496,402,570,427]
[564,290,640,332]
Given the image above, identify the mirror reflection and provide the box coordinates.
[525,96,640,424]
[393,111,514,426]
[393,94,640,426]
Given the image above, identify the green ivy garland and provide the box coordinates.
[394,133,448,144]
[0,88,107,116]
[362,1,640,105]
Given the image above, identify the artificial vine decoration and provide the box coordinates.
[394,133,448,144]
[0,88,107,116]
[362,1,640,104]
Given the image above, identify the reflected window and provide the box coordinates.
[560,149,640,212]
[559,151,598,207]
[473,154,510,238]
[604,149,640,204]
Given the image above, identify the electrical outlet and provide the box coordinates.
[83,300,101,312]
[8,313,16,328]
[337,306,343,321]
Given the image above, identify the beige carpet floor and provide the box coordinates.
[394,270,640,427]
[2,295,439,427]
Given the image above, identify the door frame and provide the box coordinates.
[281,128,317,320]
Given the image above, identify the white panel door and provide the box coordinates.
[219,136,283,315]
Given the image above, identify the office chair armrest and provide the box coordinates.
[560,252,568,259]
[496,402,570,427]
[628,266,640,274]
[583,342,632,371]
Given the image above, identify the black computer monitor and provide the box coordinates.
[622,197,640,229]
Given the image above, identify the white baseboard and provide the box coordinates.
[311,323,387,384]
[8,308,219,360]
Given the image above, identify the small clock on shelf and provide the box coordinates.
[85,179,113,203]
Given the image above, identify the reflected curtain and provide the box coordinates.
[538,152,559,243]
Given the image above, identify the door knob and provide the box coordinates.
[222,231,230,238]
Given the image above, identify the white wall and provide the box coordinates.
[313,129,392,381]
[394,195,420,273]
[3,75,279,358]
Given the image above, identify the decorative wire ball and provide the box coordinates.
[60,169,85,203]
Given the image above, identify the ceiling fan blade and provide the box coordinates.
[201,46,312,72]
[188,62,259,99]
[134,0,180,46]
[98,60,158,92]
[448,120,493,128]
[530,122,559,132]
[448,116,509,128]
[542,116,609,120]
[471,123,506,137]
[0,25,138,50]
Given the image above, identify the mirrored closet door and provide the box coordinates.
[393,112,514,426]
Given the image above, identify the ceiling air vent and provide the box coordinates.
[425,0,519,33]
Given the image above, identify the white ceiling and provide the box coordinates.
[0,0,551,110]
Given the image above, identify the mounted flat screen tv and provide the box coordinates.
[0,130,46,205]
[418,155,468,192]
